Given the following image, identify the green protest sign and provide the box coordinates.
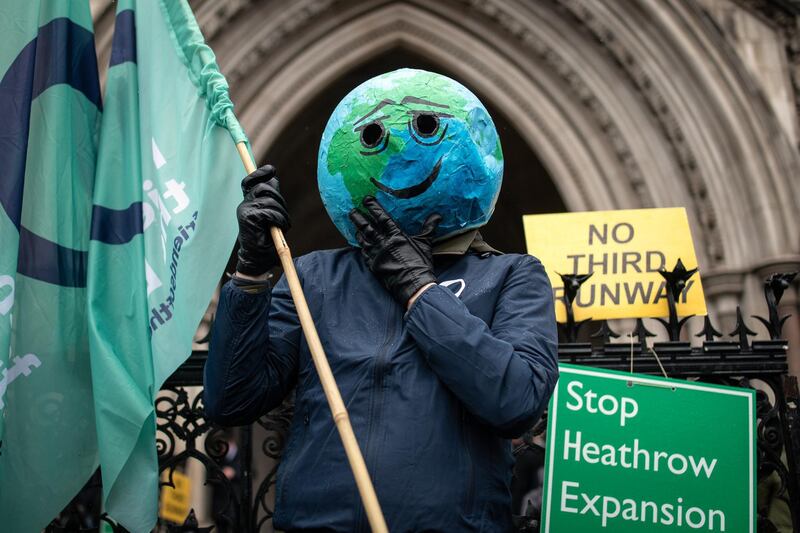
[541,364,755,532]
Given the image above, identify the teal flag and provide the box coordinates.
[0,2,100,531]
[88,0,246,531]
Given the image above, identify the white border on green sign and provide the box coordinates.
[542,364,756,533]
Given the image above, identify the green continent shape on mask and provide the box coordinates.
[326,72,472,208]
[493,139,503,161]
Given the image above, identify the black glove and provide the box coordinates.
[235,165,290,276]
[348,196,442,306]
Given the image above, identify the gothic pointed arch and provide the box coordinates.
[91,0,800,362]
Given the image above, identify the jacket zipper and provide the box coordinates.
[355,304,399,533]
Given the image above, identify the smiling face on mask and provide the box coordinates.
[317,68,504,246]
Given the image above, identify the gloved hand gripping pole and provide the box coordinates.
[235,142,389,533]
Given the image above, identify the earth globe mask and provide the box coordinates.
[317,68,504,246]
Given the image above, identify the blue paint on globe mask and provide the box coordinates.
[317,68,504,246]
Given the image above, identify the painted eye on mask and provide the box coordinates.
[414,113,438,136]
[408,111,450,146]
[357,121,389,155]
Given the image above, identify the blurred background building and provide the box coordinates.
[89,0,800,372]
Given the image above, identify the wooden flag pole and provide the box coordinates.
[235,142,389,533]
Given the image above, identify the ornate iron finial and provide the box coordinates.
[696,315,722,342]
[591,320,621,345]
[766,272,796,303]
[659,258,698,300]
[752,272,797,340]
[730,306,757,350]
[557,272,593,342]
[559,272,594,303]
[630,318,656,352]
[655,259,698,341]
[167,509,214,532]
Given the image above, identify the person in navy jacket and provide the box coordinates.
[204,71,558,532]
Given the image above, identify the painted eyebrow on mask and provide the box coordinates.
[400,95,450,108]
[354,96,451,126]
[354,99,396,125]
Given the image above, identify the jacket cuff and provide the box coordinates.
[404,283,455,322]
[229,273,272,294]
[222,279,271,324]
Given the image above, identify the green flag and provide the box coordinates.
[0,2,100,531]
[88,1,246,530]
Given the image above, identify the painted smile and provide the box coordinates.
[370,158,443,199]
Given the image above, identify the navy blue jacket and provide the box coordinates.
[204,248,558,532]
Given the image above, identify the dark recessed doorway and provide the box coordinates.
[266,48,566,257]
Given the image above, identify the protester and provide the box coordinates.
[204,69,559,532]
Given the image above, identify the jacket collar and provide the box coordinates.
[432,229,501,256]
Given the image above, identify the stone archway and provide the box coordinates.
[92,0,800,367]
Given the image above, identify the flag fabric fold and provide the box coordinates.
[0,3,100,531]
[158,0,248,145]
[88,0,245,530]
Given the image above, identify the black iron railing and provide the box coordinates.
[48,266,800,533]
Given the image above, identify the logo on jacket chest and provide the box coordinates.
[439,278,466,298]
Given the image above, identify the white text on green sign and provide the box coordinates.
[541,365,755,532]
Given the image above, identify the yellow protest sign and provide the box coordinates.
[523,208,706,322]
[159,469,191,524]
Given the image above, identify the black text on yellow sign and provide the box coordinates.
[159,469,191,524]
[522,208,707,321]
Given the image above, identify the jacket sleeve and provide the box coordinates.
[203,273,302,426]
[405,255,559,437]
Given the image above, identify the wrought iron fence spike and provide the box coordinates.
[730,306,757,349]
[696,315,723,341]
[591,320,620,344]
[752,315,774,338]
[631,318,656,352]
